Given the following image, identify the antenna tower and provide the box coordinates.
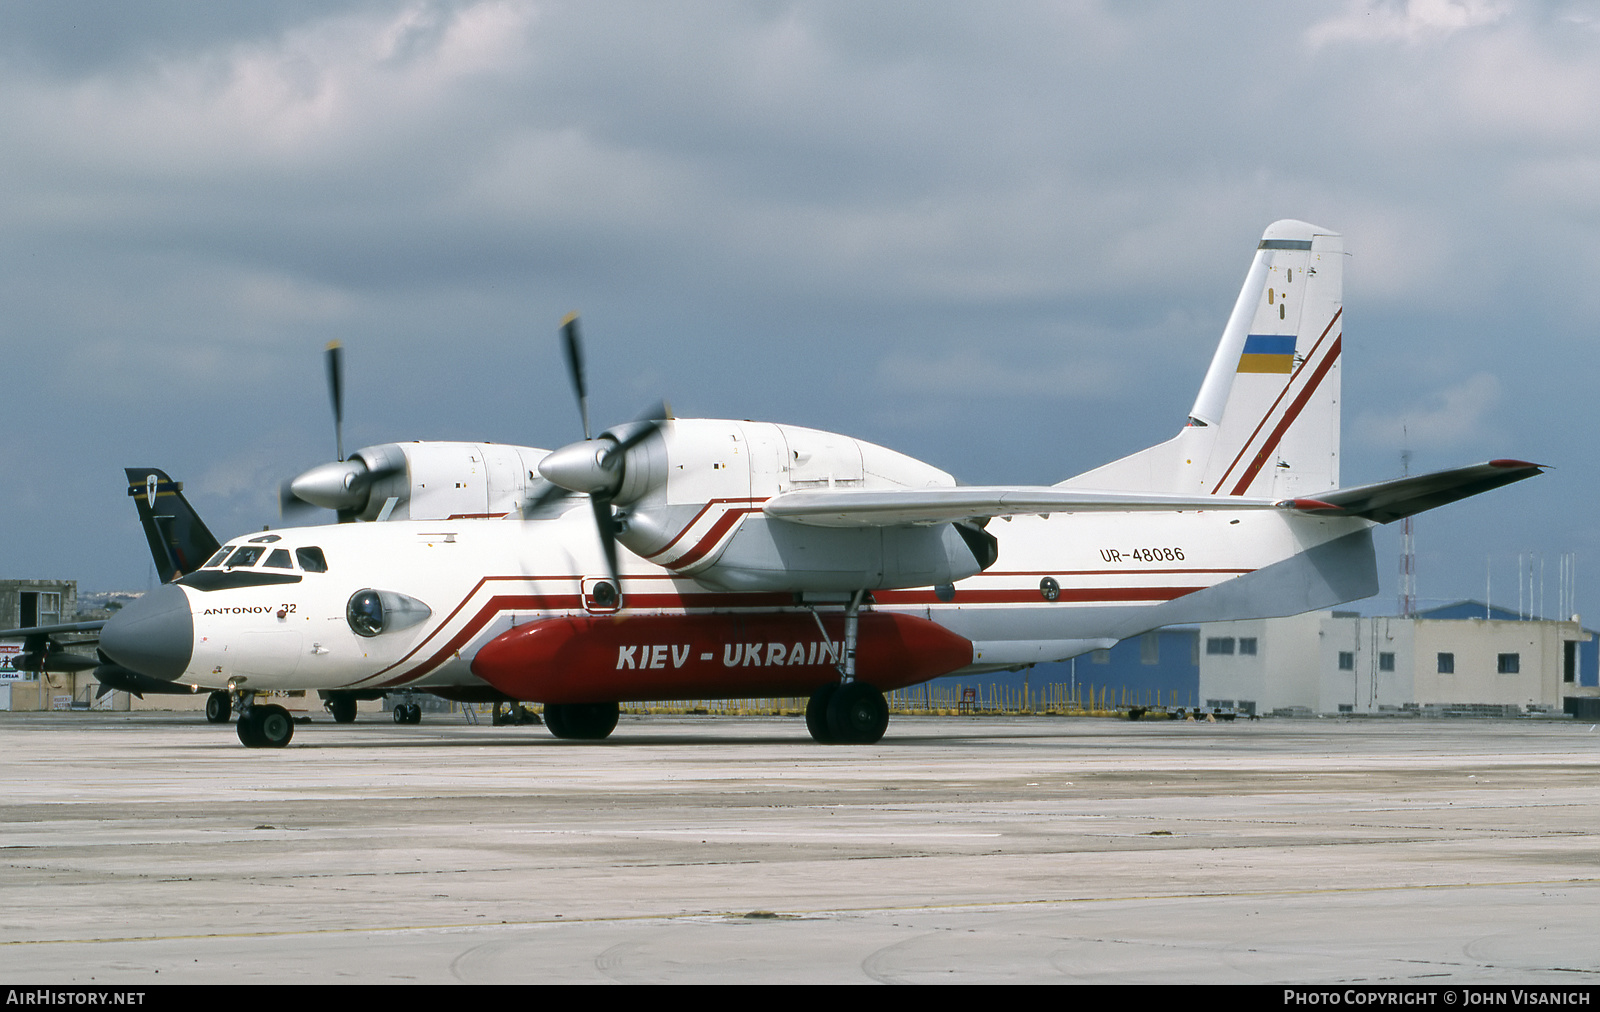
[1398,448,1416,617]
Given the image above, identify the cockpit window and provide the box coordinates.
[296,547,328,573]
[203,548,232,569]
[225,546,264,568]
[263,549,293,569]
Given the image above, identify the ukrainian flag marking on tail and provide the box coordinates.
[1237,334,1295,374]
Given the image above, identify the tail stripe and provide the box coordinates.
[1209,308,1341,494]
[1228,334,1341,495]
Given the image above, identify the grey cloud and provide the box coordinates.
[0,1,1593,611]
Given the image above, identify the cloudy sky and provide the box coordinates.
[1,0,1593,618]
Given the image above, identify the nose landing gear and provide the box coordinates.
[235,695,294,748]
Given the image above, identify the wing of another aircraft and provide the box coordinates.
[0,620,105,638]
[762,460,1543,529]
[762,486,1297,528]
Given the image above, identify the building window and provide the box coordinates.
[1497,653,1520,674]
[1338,651,1354,671]
[19,591,61,628]
[1564,641,1577,683]
[1206,637,1235,656]
[1378,652,1395,672]
[1140,632,1159,666]
[1239,637,1258,656]
[1091,649,1110,664]
[1437,653,1454,674]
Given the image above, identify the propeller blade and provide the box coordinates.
[521,477,581,519]
[278,479,323,523]
[607,404,671,459]
[325,341,345,462]
[635,398,673,424]
[561,313,591,441]
[545,314,665,601]
[590,494,620,588]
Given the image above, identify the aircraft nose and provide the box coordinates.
[100,583,194,681]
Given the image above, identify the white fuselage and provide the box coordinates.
[170,503,1376,696]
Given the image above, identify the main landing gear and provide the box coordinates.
[806,682,889,745]
[492,702,540,726]
[805,589,890,745]
[326,696,358,724]
[392,702,423,725]
[205,690,233,723]
[235,695,295,749]
[543,701,619,740]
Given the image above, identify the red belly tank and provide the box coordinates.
[471,611,972,703]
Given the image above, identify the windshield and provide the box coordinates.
[224,546,265,568]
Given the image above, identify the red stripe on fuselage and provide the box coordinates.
[359,577,1226,688]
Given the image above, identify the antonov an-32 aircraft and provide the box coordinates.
[92,220,1541,748]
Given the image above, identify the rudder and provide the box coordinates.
[1062,220,1344,498]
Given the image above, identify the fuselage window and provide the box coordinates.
[225,546,264,568]
[203,548,232,568]
[263,549,293,569]
[296,547,328,573]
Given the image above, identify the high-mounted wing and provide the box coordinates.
[762,486,1308,528]
[763,460,1543,529]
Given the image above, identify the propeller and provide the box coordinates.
[279,341,404,523]
[327,340,345,463]
[562,314,590,441]
[534,313,670,591]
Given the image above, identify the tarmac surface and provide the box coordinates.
[1,710,1597,985]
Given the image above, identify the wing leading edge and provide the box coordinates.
[762,460,1543,529]
[764,486,1295,528]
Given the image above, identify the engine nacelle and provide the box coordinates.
[290,441,551,521]
[611,420,991,592]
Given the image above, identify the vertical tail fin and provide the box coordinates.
[1061,219,1344,497]
[124,468,222,582]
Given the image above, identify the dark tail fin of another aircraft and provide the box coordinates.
[124,468,221,583]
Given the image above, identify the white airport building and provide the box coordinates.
[1197,601,1599,718]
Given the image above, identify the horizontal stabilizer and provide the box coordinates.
[764,486,1294,528]
[1297,460,1544,524]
